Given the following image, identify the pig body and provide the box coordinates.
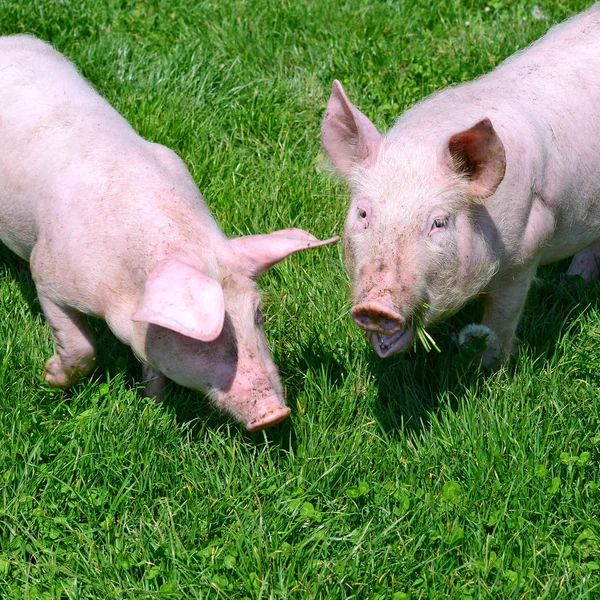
[0,34,337,430]
[322,5,600,363]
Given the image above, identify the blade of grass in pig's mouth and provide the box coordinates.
[369,325,414,358]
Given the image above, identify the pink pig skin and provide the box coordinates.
[0,35,338,430]
[322,5,600,365]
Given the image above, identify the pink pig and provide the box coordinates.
[322,5,600,365]
[0,35,337,430]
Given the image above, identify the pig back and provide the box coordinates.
[390,5,600,262]
[0,35,224,319]
[491,6,600,255]
[0,34,134,260]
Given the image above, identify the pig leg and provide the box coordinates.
[480,268,536,367]
[38,295,97,387]
[142,364,171,401]
[566,241,600,283]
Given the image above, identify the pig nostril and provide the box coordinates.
[351,303,404,334]
[350,307,373,328]
[353,311,370,328]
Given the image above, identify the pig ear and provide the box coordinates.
[227,228,339,277]
[321,79,383,176]
[132,258,225,342]
[448,118,506,198]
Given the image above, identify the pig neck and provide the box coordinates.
[86,159,228,345]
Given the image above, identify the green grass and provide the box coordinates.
[1,0,599,597]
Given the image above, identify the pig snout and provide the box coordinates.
[351,300,405,335]
[216,388,290,431]
[350,298,415,358]
[209,343,290,431]
[246,397,291,431]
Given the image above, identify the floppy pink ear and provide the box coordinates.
[321,79,383,176]
[228,228,339,277]
[132,258,225,341]
[448,118,506,198]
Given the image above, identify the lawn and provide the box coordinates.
[0,0,599,598]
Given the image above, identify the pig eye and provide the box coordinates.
[428,215,449,238]
[356,207,369,229]
[254,307,263,327]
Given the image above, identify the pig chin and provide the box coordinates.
[367,325,414,358]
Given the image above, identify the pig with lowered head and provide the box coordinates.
[0,34,337,430]
[322,5,600,365]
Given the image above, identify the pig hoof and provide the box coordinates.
[566,261,600,284]
[43,355,72,388]
[480,345,505,369]
[142,366,170,402]
[457,324,504,368]
[43,353,95,388]
[143,377,171,402]
[458,324,496,347]
[247,405,291,431]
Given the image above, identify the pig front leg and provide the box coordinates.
[566,241,600,283]
[38,295,97,387]
[480,268,536,367]
[141,364,171,401]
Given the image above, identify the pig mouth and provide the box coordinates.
[368,325,414,358]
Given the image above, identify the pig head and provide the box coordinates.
[322,81,503,357]
[96,229,337,430]
[127,229,338,431]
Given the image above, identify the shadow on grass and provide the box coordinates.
[369,316,483,438]
[370,259,600,437]
[161,339,348,450]
[4,243,598,444]
[0,245,39,314]
[162,261,600,443]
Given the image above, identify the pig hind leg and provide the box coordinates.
[38,295,97,387]
[566,241,600,284]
